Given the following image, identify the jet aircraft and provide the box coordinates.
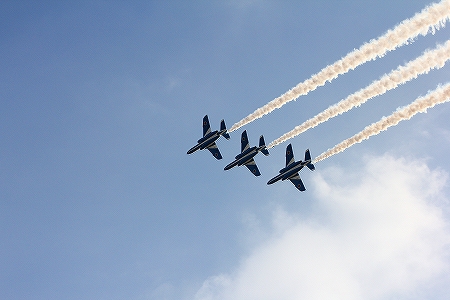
[224,130,269,176]
[267,144,315,191]
[187,115,230,160]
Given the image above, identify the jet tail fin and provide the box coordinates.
[304,149,315,171]
[304,149,311,162]
[220,119,230,140]
[259,135,269,156]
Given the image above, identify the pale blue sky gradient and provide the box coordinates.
[1,1,450,299]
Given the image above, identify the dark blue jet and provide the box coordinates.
[267,144,315,191]
[224,130,269,176]
[187,115,230,160]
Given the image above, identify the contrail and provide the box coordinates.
[229,0,450,133]
[313,83,450,163]
[267,40,450,148]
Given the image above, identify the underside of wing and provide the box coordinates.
[207,143,222,160]
[244,158,261,176]
[289,173,306,191]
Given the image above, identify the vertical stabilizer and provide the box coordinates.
[305,149,315,170]
[260,135,269,156]
[259,135,265,147]
[220,119,230,139]
[304,149,312,162]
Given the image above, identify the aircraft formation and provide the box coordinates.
[187,115,315,192]
[187,1,450,192]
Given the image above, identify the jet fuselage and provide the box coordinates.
[187,129,225,154]
[224,145,263,170]
[267,160,309,184]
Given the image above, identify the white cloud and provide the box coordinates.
[195,154,450,300]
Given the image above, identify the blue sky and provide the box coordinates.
[1,1,450,299]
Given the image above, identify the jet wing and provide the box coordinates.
[203,115,211,137]
[241,130,250,153]
[244,158,261,176]
[286,144,295,167]
[289,173,306,191]
[207,143,222,160]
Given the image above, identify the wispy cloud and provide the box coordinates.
[195,155,450,300]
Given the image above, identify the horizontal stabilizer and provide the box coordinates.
[306,163,315,171]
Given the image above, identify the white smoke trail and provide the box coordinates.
[313,83,450,163]
[229,0,450,133]
[267,40,450,148]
